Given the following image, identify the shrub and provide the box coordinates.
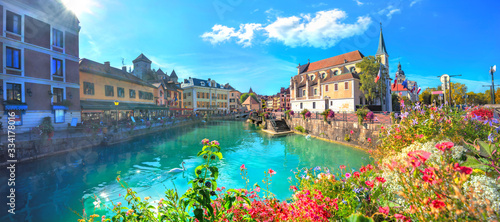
[295,125,307,133]
[356,106,369,125]
[320,109,331,122]
[300,109,310,120]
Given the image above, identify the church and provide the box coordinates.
[289,26,392,113]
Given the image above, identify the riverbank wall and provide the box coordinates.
[0,116,242,165]
[281,117,387,150]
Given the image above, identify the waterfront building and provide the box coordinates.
[0,0,80,132]
[266,98,274,111]
[181,77,230,114]
[242,94,261,111]
[79,59,167,123]
[227,85,242,112]
[290,27,392,113]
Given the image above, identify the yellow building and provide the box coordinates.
[290,27,391,112]
[79,59,167,123]
[181,77,230,114]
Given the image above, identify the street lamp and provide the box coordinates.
[490,65,497,104]
[114,100,119,126]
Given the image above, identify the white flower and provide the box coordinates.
[463,175,500,212]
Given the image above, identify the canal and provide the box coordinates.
[0,121,370,221]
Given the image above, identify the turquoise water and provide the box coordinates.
[0,121,370,221]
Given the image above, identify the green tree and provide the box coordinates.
[240,93,258,104]
[419,86,443,105]
[356,56,389,105]
[445,82,467,105]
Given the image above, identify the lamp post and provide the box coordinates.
[114,100,119,126]
[490,65,497,104]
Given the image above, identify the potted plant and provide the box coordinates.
[300,109,310,120]
[38,117,55,141]
[320,109,331,122]
[355,106,369,127]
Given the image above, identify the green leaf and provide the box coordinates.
[214,152,223,160]
[478,141,494,156]
[209,166,219,180]
[347,213,374,222]
[194,208,204,221]
[194,165,205,177]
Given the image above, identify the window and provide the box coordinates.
[333,70,338,75]
[231,93,234,96]
[325,85,329,91]
[129,89,136,98]
[6,11,21,35]
[105,85,114,97]
[52,29,63,47]
[188,92,191,96]
[311,75,315,80]
[335,84,338,91]
[302,89,306,97]
[197,92,200,98]
[360,97,363,105]
[206,93,209,98]
[117,87,125,98]
[330,101,333,106]
[53,88,64,104]
[6,83,22,101]
[345,82,349,90]
[300,103,303,109]
[183,93,186,99]
[314,88,317,95]
[54,110,65,123]
[6,47,21,69]
[83,82,94,95]
[350,67,356,73]
[322,73,326,79]
[313,102,316,109]
[52,58,63,76]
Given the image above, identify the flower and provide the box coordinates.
[211,140,220,146]
[254,186,261,192]
[454,163,473,175]
[366,164,374,170]
[353,172,360,178]
[435,142,454,151]
[240,164,246,170]
[379,206,389,214]
[488,133,494,143]
[339,165,346,170]
[376,177,386,183]
[365,180,374,188]
[367,138,372,143]
[431,199,445,209]
[290,186,298,191]
[269,169,276,175]
[350,130,354,134]
[345,173,351,178]
[201,138,210,145]
[360,167,366,173]
[314,166,321,171]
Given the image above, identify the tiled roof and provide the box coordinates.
[243,95,259,105]
[170,69,178,78]
[79,59,155,88]
[156,68,165,75]
[299,50,364,74]
[189,78,230,89]
[133,53,152,63]
[391,84,408,92]
[322,73,360,84]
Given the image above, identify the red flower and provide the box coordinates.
[367,138,372,143]
[365,180,374,188]
[268,169,276,175]
[431,199,445,209]
[376,177,386,183]
[240,164,246,170]
[378,206,389,214]
[360,167,366,173]
[454,163,473,175]
[435,142,454,152]
[290,186,298,191]
[421,167,439,184]
[366,164,374,170]
[339,165,346,170]
[353,172,360,178]
[395,135,402,139]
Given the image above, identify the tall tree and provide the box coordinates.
[445,82,467,105]
[356,56,389,105]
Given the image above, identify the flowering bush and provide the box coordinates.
[300,109,310,120]
[468,107,494,120]
[356,106,369,126]
[284,110,294,119]
[320,109,331,122]
[365,111,374,122]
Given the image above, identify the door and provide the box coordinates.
[325,99,329,109]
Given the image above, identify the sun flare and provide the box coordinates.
[61,0,97,16]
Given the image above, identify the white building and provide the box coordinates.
[181,77,231,114]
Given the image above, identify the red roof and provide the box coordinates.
[302,50,364,73]
[391,84,408,91]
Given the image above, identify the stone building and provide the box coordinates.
[181,77,230,114]
[0,0,80,132]
[290,27,392,113]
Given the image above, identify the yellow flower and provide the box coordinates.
[144,197,150,200]
[472,168,485,175]
[90,214,99,218]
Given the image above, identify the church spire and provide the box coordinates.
[376,22,388,56]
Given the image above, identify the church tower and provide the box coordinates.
[132,53,152,80]
[376,23,392,112]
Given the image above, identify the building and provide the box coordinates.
[242,94,261,111]
[227,85,242,112]
[0,0,80,132]
[391,62,419,102]
[181,77,230,114]
[276,87,290,111]
[79,59,167,123]
[266,98,274,111]
[290,27,391,113]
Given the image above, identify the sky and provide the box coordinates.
[63,0,500,95]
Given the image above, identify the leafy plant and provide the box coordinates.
[356,106,369,126]
[320,109,332,122]
[295,125,307,133]
[300,109,310,120]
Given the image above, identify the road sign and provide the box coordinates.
[440,74,450,84]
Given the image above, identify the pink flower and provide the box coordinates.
[350,130,354,134]
[290,186,298,191]
[366,164,374,170]
[395,135,402,139]
[360,167,366,173]
[365,180,374,188]
[201,138,210,145]
[379,206,389,214]
[353,172,360,178]
[345,173,351,178]
[431,199,445,209]
[435,142,454,151]
[211,140,219,146]
[254,186,261,192]
[454,163,473,175]
[376,177,386,183]
[240,164,246,170]
[394,214,406,220]
[269,169,276,175]
[339,165,346,170]
[101,216,106,222]
[367,138,372,143]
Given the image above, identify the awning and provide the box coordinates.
[170,108,193,111]
[81,100,168,111]
[52,105,68,110]
[5,104,28,110]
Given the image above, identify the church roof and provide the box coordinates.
[170,69,178,78]
[376,25,388,56]
[156,68,165,76]
[249,87,254,93]
[299,50,364,74]
[133,53,152,63]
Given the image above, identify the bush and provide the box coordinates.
[356,106,369,125]
[295,125,307,133]
[320,109,332,122]
[300,109,310,120]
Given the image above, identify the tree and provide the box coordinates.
[356,56,389,105]
[240,93,258,104]
[445,82,467,105]
[419,86,442,105]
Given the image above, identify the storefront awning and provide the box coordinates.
[81,100,169,111]
[52,105,69,110]
[5,104,28,110]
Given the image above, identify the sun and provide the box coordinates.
[61,0,98,16]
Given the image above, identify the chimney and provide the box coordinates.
[208,78,211,81]
[122,66,127,72]
[104,61,110,72]
[344,59,348,63]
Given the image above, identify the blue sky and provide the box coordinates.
[65,0,500,95]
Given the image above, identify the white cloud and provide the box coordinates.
[200,23,262,47]
[201,9,372,49]
[410,0,422,7]
[378,5,401,18]
[251,9,259,14]
[311,2,328,8]
[354,0,364,6]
